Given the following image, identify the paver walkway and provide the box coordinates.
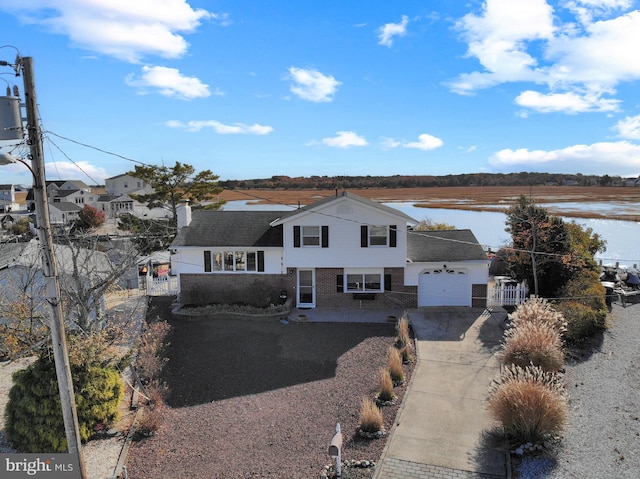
[374,307,508,479]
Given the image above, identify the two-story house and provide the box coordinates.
[0,184,19,213]
[170,192,489,309]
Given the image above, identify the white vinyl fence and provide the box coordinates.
[145,274,179,296]
[487,280,528,307]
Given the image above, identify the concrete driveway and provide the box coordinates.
[375,307,508,478]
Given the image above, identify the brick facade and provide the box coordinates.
[313,267,417,309]
[179,268,418,309]
[180,273,294,306]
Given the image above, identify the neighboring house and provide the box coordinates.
[102,174,156,219]
[105,173,153,197]
[170,192,489,308]
[49,201,82,225]
[0,239,113,326]
[0,184,19,212]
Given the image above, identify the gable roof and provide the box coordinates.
[271,191,417,225]
[50,202,82,212]
[407,229,487,263]
[171,210,287,248]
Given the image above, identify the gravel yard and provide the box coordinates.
[515,301,640,478]
[125,297,412,479]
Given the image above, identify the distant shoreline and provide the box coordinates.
[218,186,640,222]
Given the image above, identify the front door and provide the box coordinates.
[297,269,315,308]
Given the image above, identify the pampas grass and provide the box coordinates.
[501,320,565,372]
[509,296,567,334]
[489,364,567,443]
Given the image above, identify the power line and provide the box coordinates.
[44,130,151,166]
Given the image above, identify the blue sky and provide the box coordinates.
[1,0,640,186]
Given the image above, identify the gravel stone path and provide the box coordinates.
[516,301,640,478]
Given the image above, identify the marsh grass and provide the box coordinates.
[359,397,384,433]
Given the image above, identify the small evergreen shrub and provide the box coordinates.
[376,368,395,403]
[4,357,123,452]
[358,398,383,433]
[501,320,564,372]
[387,346,404,384]
[488,365,567,443]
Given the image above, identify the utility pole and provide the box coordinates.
[21,56,87,479]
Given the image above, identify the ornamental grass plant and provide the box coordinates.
[395,313,411,348]
[376,367,396,403]
[509,296,567,334]
[501,319,565,372]
[358,397,384,433]
[488,364,567,443]
[387,346,404,384]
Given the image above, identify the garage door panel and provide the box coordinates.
[419,268,470,307]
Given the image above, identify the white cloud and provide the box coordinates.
[377,15,409,47]
[320,131,368,148]
[381,133,443,151]
[166,120,273,135]
[490,140,640,173]
[451,0,640,114]
[403,133,444,151]
[614,115,640,139]
[126,66,210,100]
[45,161,109,183]
[288,67,341,102]
[515,89,620,113]
[2,0,219,63]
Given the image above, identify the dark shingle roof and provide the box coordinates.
[171,210,287,248]
[50,202,82,212]
[407,229,487,262]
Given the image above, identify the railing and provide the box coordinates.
[146,274,179,296]
[487,281,528,307]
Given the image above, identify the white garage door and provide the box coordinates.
[418,268,470,307]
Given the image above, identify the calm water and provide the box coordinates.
[387,203,639,267]
[223,200,640,267]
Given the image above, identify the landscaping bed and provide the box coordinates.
[126,297,413,479]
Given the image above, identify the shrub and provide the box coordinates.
[509,296,567,334]
[387,347,404,384]
[359,398,383,433]
[136,320,171,384]
[4,357,123,452]
[556,300,607,344]
[376,368,395,403]
[556,269,607,343]
[488,365,567,443]
[501,320,564,372]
